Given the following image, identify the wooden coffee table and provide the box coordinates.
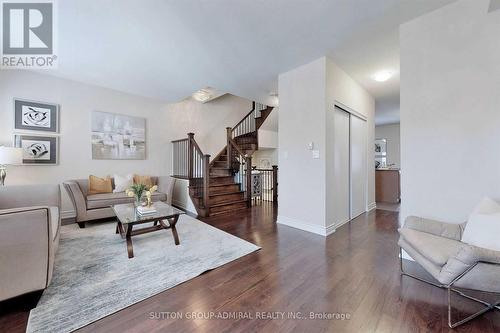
[112,202,185,258]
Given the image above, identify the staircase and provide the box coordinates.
[171,102,275,217]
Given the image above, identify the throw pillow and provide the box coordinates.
[471,196,500,215]
[133,175,154,189]
[88,175,113,195]
[462,197,500,251]
[113,174,133,193]
[462,213,500,251]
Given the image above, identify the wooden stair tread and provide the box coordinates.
[209,199,247,208]
[189,183,241,189]
[191,190,244,199]
[209,190,245,197]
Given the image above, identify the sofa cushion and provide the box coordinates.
[88,175,113,194]
[399,228,462,266]
[113,174,133,193]
[133,175,154,189]
[86,191,167,209]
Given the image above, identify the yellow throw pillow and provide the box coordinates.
[88,175,113,195]
[133,175,154,189]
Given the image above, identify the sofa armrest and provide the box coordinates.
[403,216,465,241]
[156,176,172,201]
[63,181,88,221]
[0,207,53,301]
[0,185,60,210]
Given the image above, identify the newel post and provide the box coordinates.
[246,155,252,207]
[226,127,232,169]
[272,165,278,202]
[187,133,194,179]
[203,154,210,209]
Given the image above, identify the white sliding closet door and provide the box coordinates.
[350,114,367,219]
[333,107,350,225]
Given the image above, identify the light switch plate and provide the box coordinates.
[312,150,320,159]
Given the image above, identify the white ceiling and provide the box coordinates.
[49,0,457,123]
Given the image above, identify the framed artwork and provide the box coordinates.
[14,134,58,165]
[374,138,387,156]
[14,99,59,133]
[375,156,387,169]
[91,111,146,160]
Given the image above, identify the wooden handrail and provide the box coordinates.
[228,137,246,157]
[231,101,255,134]
[191,136,204,156]
[171,138,189,143]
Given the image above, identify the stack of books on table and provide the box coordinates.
[137,205,157,216]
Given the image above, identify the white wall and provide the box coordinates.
[0,71,255,218]
[375,123,400,169]
[400,0,500,223]
[162,95,252,160]
[252,149,279,168]
[326,59,376,228]
[0,71,168,218]
[278,58,327,235]
[258,129,278,149]
[278,56,375,236]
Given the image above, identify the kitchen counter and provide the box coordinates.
[375,169,401,203]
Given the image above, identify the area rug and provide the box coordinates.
[27,215,260,333]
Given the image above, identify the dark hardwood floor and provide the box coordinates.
[1,204,498,332]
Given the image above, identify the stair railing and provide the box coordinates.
[171,133,210,209]
[227,136,252,207]
[231,102,267,140]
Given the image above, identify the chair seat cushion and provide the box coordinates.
[399,228,463,266]
[86,192,167,209]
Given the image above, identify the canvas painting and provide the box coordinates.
[91,111,146,160]
[14,135,58,165]
[14,99,59,133]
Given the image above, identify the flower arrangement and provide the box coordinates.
[126,184,158,207]
[144,185,158,207]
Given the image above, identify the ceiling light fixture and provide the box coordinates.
[192,88,212,102]
[372,70,394,82]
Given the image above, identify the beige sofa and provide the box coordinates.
[0,185,61,302]
[63,177,168,228]
[399,216,500,327]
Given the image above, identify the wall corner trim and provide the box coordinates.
[277,215,335,237]
[367,202,377,212]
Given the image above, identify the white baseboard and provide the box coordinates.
[277,215,336,237]
[172,199,197,216]
[334,218,351,230]
[367,202,377,211]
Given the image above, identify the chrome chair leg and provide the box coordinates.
[447,261,500,328]
[399,247,499,328]
[448,288,499,328]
